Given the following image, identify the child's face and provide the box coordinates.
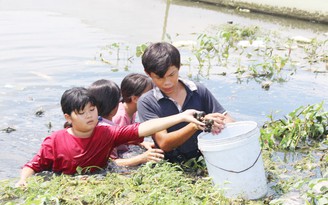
[69,102,98,133]
[149,66,179,95]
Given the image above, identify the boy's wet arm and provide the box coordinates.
[152,123,197,152]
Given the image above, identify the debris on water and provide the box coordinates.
[35,108,45,117]
[313,69,328,74]
[312,180,328,194]
[261,81,272,90]
[237,40,251,48]
[1,127,16,133]
[29,71,53,81]
[237,40,265,48]
[270,191,305,205]
[290,36,312,44]
[46,122,52,130]
[173,40,196,48]
[47,122,52,128]
[238,8,250,13]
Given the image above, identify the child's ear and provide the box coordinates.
[64,113,72,124]
[131,95,139,103]
[110,104,119,117]
[145,71,151,77]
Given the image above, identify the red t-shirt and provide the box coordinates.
[24,123,142,174]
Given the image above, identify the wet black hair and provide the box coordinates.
[121,73,153,103]
[88,79,121,118]
[142,42,180,78]
[61,87,97,116]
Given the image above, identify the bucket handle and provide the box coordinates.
[201,149,262,174]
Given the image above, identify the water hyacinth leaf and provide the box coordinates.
[260,102,328,150]
[307,178,328,205]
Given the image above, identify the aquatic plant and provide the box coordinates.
[99,42,133,71]
[181,24,297,85]
[97,24,326,88]
[261,101,328,150]
[0,161,232,205]
[135,43,148,58]
[1,101,328,204]
[305,177,328,204]
[302,38,328,66]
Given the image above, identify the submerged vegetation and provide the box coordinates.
[1,102,327,204]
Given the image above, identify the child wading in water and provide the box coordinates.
[16,87,205,186]
[137,42,235,163]
[89,78,164,167]
[113,73,152,126]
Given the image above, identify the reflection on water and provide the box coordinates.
[0,0,327,180]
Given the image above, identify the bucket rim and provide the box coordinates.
[198,121,259,148]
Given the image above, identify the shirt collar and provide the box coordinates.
[98,116,116,126]
[153,78,197,101]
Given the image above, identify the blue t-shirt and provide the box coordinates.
[137,78,225,162]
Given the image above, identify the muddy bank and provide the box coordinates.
[192,0,328,24]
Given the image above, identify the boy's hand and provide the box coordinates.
[140,148,164,163]
[204,112,227,134]
[140,141,155,150]
[15,179,27,187]
[180,109,206,127]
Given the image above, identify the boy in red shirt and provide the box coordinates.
[16,87,205,186]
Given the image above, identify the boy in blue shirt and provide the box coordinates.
[137,42,235,163]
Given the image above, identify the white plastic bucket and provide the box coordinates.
[198,121,268,199]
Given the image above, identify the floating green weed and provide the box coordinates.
[135,43,148,57]
[306,178,328,204]
[257,102,328,204]
[261,101,328,150]
[4,103,327,204]
[302,38,328,65]
[0,162,232,205]
[98,42,133,71]
[76,165,103,174]
[97,24,326,88]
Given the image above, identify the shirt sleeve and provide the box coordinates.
[110,123,144,147]
[24,136,54,173]
[137,92,160,122]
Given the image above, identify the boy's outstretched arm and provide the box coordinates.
[15,167,35,187]
[150,112,235,152]
[152,123,200,152]
[138,109,204,137]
